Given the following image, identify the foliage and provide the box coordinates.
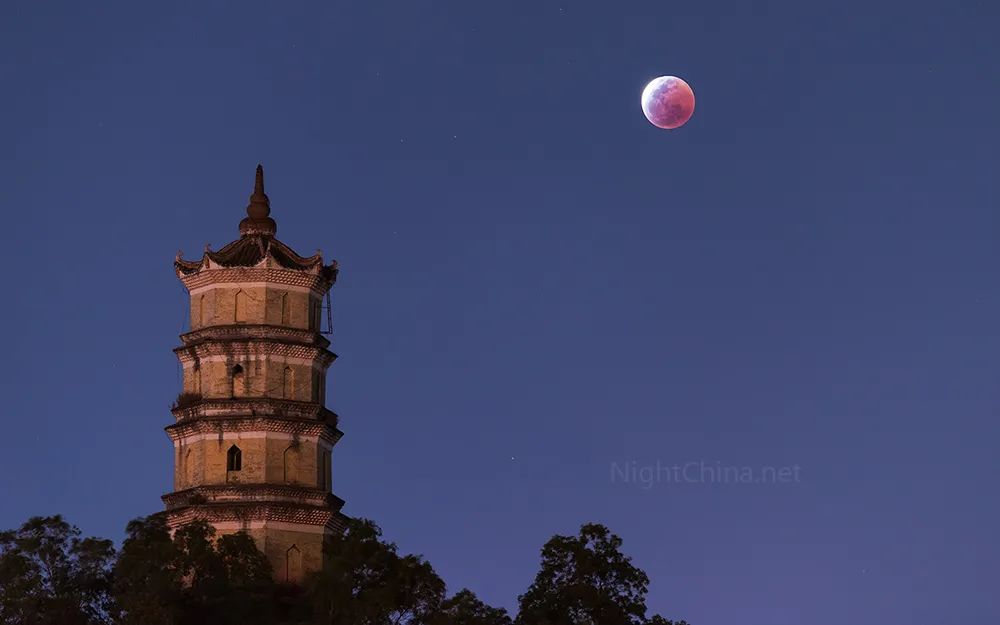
[431,589,513,625]
[111,516,181,625]
[515,523,680,625]
[114,516,274,625]
[305,518,445,625]
[170,393,202,411]
[0,515,115,625]
[1,515,687,625]
[645,617,691,625]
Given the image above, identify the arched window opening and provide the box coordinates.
[197,293,206,327]
[308,299,321,331]
[232,364,245,398]
[183,447,194,487]
[283,445,300,484]
[283,366,294,400]
[285,545,303,583]
[227,445,242,472]
[320,449,331,491]
[192,363,201,395]
[280,292,290,325]
[235,290,248,323]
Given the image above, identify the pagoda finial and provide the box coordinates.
[239,163,277,237]
[246,163,270,219]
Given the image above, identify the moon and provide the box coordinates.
[641,76,695,129]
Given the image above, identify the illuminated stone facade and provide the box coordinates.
[164,165,345,582]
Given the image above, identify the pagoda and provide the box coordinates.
[163,165,346,582]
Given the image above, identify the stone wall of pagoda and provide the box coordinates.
[171,431,332,491]
[162,165,345,583]
[186,281,323,331]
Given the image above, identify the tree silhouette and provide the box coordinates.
[515,523,687,625]
[306,518,445,625]
[114,516,274,625]
[0,515,115,625]
[2,515,687,625]
[432,589,513,625]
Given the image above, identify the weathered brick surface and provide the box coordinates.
[190,285,320,331]
[183,359,320,402]
[174,433,328,491]
[167,225,341,580]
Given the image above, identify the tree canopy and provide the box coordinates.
[516,523,687,625]
[113,516,275,625]
[0,515,114,625]
[0,516,689,625]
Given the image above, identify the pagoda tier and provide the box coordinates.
[163,165,346,583]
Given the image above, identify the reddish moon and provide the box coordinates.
[641,76,695,129]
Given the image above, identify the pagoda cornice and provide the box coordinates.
[163,501,348,533]
[174,338,336,368]
[177,264,336,296]
[163,484,345,510]
[166,411,343,443]
[179,324,331,350]
[170,398,338,423]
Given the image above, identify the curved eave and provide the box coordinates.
[175,235,338,282]
[175,255,206,275]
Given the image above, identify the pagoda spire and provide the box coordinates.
[239,164,277,236]
[247,164,270,218]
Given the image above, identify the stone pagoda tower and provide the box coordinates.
[164,165,346,582]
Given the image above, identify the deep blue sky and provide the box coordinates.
[2,1,998,623]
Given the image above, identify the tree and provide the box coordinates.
[112,516,182,625]
[0,515,115,625]
[5,514,691,625]
[432,589,512,625]
[645,617,690,625]
[306,518,445,625]
[113,516,275,625]
[515,523,683,625]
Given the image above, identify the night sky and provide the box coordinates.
[2,1,998,623]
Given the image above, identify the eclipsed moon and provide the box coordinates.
[641,76,695,130]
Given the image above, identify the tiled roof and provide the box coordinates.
[175,234,332,275]
[174,164,337,283]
